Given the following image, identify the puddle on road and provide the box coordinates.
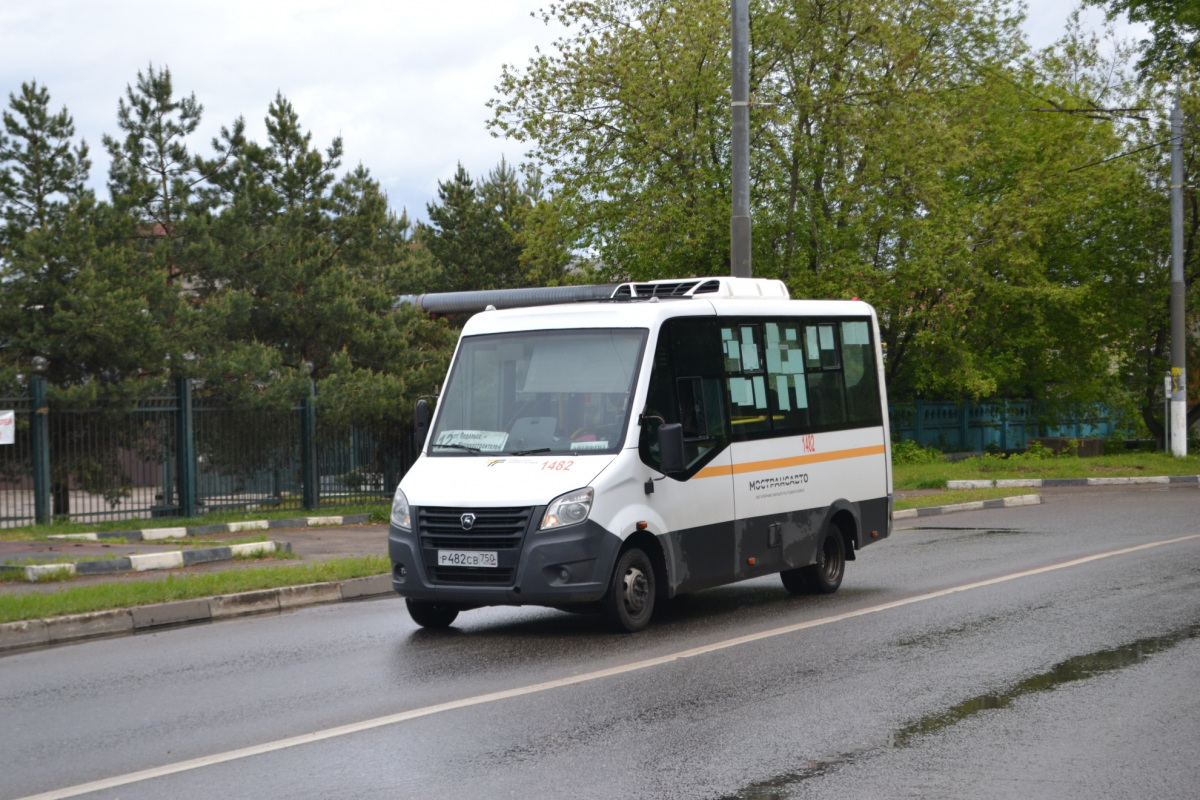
[891,622,1200,747]
[725,749,873,799]
[723,622,1200,800]
[906,528,1031,544]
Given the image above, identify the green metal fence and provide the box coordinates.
[1,383,1133,528]
[0,393,35,528]
[888,400,1122,452]
[0,378,413,527]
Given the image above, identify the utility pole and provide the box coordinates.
[731,0,751,278]
[1170,94,1188,456]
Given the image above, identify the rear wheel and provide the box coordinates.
[781,522,846,595]
[602,547,656,632]
[406,599,459,629]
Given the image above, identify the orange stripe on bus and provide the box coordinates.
[694,444,886,479]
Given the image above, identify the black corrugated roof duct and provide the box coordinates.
[395,285,617,315]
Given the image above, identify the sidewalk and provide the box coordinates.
[1,519,390,596]
[0,518,393,652]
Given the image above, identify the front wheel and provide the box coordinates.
[602,547,656,632]
[781,522,846,595]
[406,599,459,629]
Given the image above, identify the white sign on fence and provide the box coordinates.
[0,410,13,445]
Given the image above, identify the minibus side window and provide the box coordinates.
[722,323,770,437]
[840,320,882,426]
[803,323,847,428]
[719,316,880,438]
[764,321,810,434]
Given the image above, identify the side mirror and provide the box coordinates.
[414,398,431,451]
[657,423,686,475]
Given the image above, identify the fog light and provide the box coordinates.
[393,563,407,580]
[558,567,569,582]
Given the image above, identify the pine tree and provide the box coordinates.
[102,63,206,284]
[0,83,182,515]
[0,81,90,245]
[419,157,548,293]
[196,93,454,401]
[419,163,484,292]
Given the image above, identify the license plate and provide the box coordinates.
[437,550,499,568]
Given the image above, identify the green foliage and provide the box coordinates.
[190,92,456,414]
[491,0,733,280]
[891,439,945,465]
[418,158,566,292]
[490,0,1195,433]
[0,70,463,522]
[0,82,190,516]
[102,63,210,290]
[1086,0,1200,76]
[0,80,90,240]
[1023,440,1056,460]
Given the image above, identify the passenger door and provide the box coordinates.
[639,318,736,593]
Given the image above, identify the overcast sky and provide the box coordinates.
[1,1,1143,224]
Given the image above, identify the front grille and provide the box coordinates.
[418,506,533,586]
[425,535,515,549]
[418,506,531,543]
[431,566,517,585]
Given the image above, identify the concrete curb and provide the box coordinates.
[0,573,393,653]
[893,493,1042,520]
[44,513,373,543]
[20,541,291,581]
[947,475,1200,490]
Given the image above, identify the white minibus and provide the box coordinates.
[389,277,892,631]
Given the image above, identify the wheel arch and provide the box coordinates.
[620,529,671,601]
[823,500,861,562]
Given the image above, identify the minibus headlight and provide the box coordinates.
[540,487,593,530]
[390,485,412,530]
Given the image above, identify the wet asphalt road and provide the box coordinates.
[3,485,1198,799]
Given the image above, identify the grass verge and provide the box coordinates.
[0,555,389,623]
[893,487,1034,511]
[893,452,1200,490]
[0,502,390,543]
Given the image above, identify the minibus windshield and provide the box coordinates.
[428,328,648,456]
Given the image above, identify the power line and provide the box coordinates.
[1034,107,1150,122]
[1067,137,1171,173]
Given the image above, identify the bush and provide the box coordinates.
[1024,440,1055,459]
[892,439,943,465]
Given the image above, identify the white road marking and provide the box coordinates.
[19,533,1200,800]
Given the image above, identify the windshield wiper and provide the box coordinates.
[434,443,483,453]
[509,448,551,456]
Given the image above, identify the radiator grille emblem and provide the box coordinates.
[460,513,476,530]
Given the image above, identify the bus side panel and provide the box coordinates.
[667,520,740,595]
[857,495,891,544]
[729,427,889,526]
[731,505,825,581]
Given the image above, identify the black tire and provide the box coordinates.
[781,522,846,595]
[780,565,807,595]
[406,599,459,629]
[602,547,656,632]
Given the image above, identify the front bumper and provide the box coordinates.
[389,512,621,607]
